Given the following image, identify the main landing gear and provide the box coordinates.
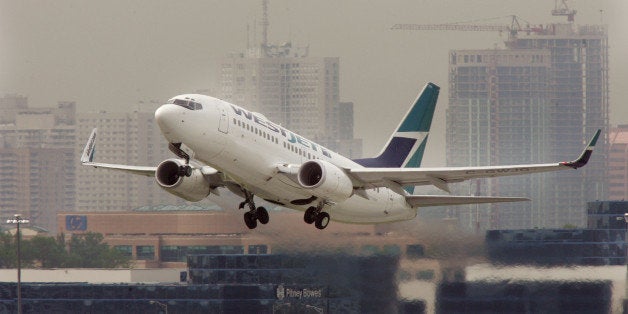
[304,205,330,230]
[239,190,269,230]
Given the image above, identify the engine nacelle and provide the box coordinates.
[297,160,353,202]
[155,159,210,202]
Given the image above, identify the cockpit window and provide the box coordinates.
[167,98,203,110]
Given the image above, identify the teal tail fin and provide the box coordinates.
[352,82,440,193]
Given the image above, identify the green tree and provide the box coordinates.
[0,232,130,269]
[0,232,16,268]
[0,231,37,268]
[28,235,67,268]
[67,232,131,268]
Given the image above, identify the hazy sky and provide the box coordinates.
[1,0,626,165]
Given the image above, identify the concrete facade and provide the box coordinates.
[0,94,76,232]
[75,109,187,212]
[218,47,362,158]
[0,268,184,284]
[609,125,628,201]
[447,23,609,230]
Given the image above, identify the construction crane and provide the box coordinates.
[392,2,576,40]
[391,15,544,42]
[552,0,577,22]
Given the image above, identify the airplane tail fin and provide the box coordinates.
[353,82,439,169]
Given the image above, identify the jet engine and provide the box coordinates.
[155,159,210,202]
[297,160,353,202]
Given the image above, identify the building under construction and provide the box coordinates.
[445,19,609,229]
[217,0,362,158]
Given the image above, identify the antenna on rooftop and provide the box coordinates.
[261,0,269,48]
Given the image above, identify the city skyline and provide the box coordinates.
[447,23,609,229]
[1,1,626,166]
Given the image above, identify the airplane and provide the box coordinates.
[81,82,600,230]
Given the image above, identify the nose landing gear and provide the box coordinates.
[170,142,193,177]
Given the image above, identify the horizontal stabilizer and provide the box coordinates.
[405,195,529,208]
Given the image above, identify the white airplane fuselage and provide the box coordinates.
[82,82,598,230]
[155,95,415,224]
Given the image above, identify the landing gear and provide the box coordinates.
[314,212,330,230]
[169,143,193,177]
[244,211,257,229]
[257,207,269,224]
[239,190,269,229]
[178,165,192,177]
[304,207,318,224]
[304,205,330,230]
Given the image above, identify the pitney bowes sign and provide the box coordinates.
[276,285,325,300]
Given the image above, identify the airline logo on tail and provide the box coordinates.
[353,83,439,171]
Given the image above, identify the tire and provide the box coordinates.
[315,212,330,230]
[257,207,269,224]
[244,211,257,229]
[304,207,317,224]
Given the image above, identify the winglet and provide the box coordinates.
[560,129,601,169]
[81,128,97,164]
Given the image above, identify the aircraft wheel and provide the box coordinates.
[244,211,257,229]
[304,207,317,224]
[178,165,192,177]
[314,212,330,230]
[257,207,269,224]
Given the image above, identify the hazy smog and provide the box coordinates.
[1,1,628,313]
[1,0,627,161]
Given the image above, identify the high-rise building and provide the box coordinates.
[75,108,185,211]
[609,125,628,201]
[0,94,76,232]
[219,50,336,139]
[218,45,362,158]
[447,23,609,229]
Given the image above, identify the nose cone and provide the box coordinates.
[155,104,183,142]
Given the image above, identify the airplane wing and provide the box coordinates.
[405,195,529,207]
[81,128,237,198]
[349,129,601,194]
[80,128,156,176]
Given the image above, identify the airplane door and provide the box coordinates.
[218,107,229,134]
